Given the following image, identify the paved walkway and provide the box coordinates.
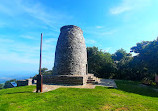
[97,79,117,88]
[34,79,117,93]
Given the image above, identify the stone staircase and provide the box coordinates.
[86,74,100,84]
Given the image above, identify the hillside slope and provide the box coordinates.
[0,80,158,111]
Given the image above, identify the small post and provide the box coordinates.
[36,33,43,93]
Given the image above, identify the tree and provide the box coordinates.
[41,68,48,73]
[130,39,158,80]
[33,68,53,79]
[87,46,116,78]
[131,41,150,53]
[87,47,100,75]
[112,48,131,61]
[113,49,133,80]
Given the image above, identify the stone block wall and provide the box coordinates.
[43,75,87,85]
[17,79,32,87]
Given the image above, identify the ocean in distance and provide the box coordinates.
[0,71,37,84]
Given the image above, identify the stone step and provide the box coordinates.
[87,80,95,82]
[87,80,95,83]
[88,78,93,80]
[88,77,92,79]
[87,81,95,83]
[86,82,95,84]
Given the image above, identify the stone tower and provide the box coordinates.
[53,25,87,75]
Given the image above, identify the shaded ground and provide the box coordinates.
[116,80,158,97]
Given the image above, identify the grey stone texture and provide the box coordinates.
[43,25,101,85]
[43,75,87,85]
[53,25,87,76]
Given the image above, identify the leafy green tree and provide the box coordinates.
[87,47,100,75]
[130,39,158,80]
[113,49,133,80]
[34,68,53,79]
[112,48,131,61]
[41,68,48,73]
[41,68,53,75]
[131,41,150,53]
[87,46,116,78]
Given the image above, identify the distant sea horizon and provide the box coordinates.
[0,71,38,84]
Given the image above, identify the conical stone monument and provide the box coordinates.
[43,25,88,85]
[53,25,87,76]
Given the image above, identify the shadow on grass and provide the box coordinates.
[115,80,158,98]
[0,91,33,95]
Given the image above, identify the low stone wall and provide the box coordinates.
[17,79,32,87]
[43,75,87,85]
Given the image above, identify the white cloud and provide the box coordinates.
[44,38,57,44]
[0,0,73,70]
[0,53,38,64]
[20,35,36,40]
[110,0,151,15]
[110,6,131,15]
[99,30,117,36]
[18,1,73,31]
[44,32,58,37]
[0,35,55,70]
[85,38,96,45]
[0,0,73,31]
[104,47,112,52]
[96,26,103,29]
[85,27,117,36]
[131,52,139,57]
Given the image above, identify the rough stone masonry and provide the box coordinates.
[43,25,99,85]
[53,25,87,76]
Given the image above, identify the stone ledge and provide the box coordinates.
[43,75,87,85]
[17,79,32,87]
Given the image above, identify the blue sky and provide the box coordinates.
[0,0,158,75]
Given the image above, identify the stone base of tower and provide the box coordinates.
[43,75,88,85]
[43,74,100,85]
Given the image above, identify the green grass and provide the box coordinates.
[0,80,158,111]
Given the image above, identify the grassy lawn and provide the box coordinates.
[0,80,158,111]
